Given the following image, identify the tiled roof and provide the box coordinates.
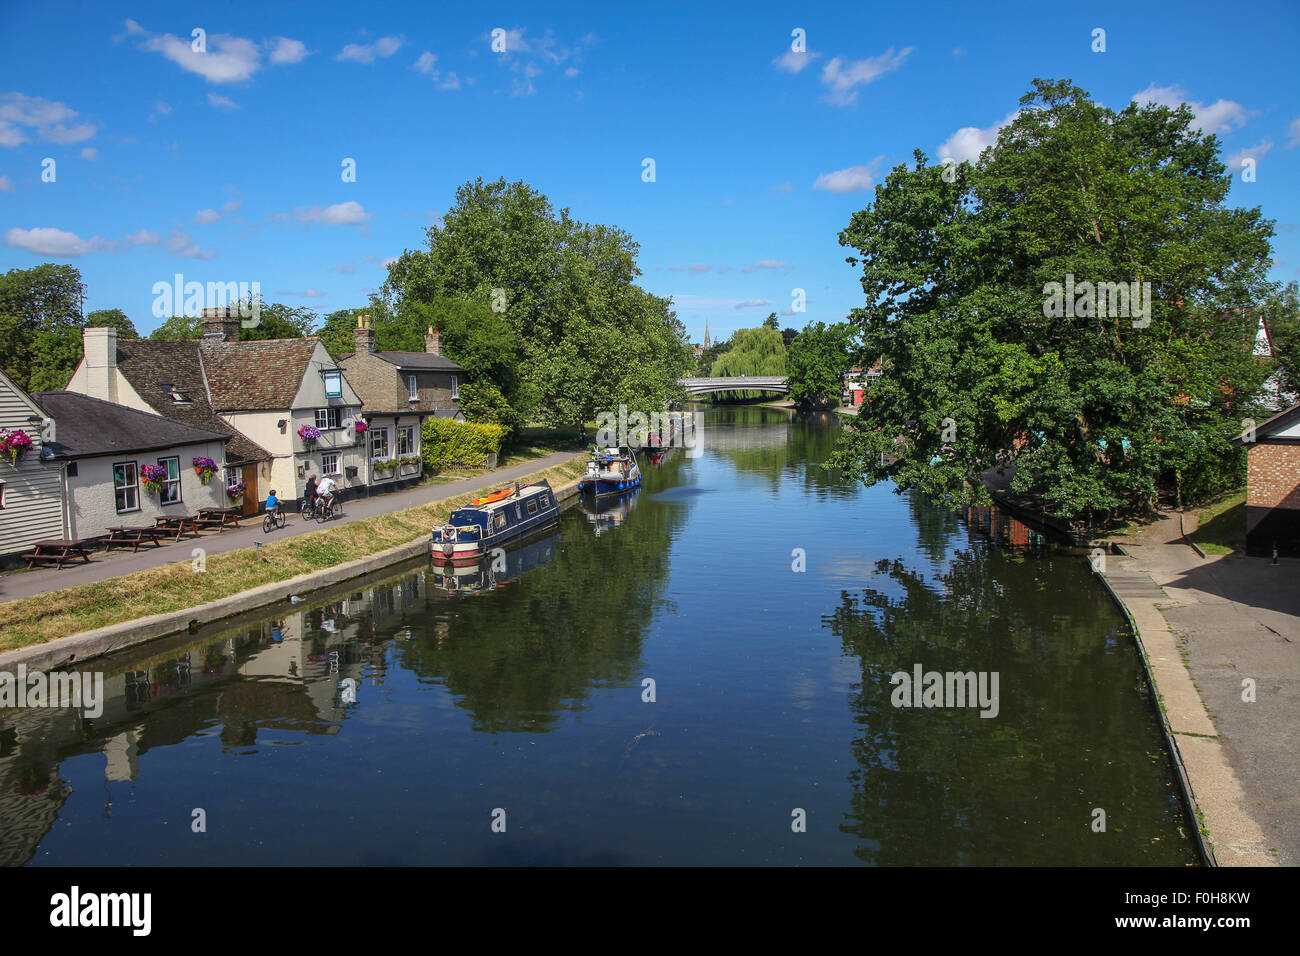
[371,351,463,371]
[200,338,321,410]
[32,391,232,460]
[113,339,272,463]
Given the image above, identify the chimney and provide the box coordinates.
[425,325,441,356]
[82,327,118,402]
[201,307,240,343]
[354,313,376,353]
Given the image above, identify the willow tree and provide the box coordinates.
[833,78,1276,528]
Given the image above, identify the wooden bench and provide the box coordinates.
[195,507,241,530]
[22,539,94,569]
[103,525,167,553]
[154,514,202,540]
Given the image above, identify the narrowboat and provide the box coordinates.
[578,447,642,497]
[430,480,559,565]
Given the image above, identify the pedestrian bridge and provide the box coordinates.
[678,376,789,395]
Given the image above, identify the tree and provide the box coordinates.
[240,300,317,341]
[0,264,85,391]
[832,78,1276,527]
[762,312,779,330]
[380,177,691,428]
[86,309,138,338]
[787,321,853,410]
[1260,282,1299,406]
[781,327,799,348]
[318,307,369,357]
[149,314,202,339]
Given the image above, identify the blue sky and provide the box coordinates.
[2,0,1297,342]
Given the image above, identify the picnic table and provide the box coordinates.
[103,525,167,553]
[154,514,203,540]
[22,539,94,569]
[195,507,241,530]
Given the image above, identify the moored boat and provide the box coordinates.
[430,480,559,565]
[578,447,641,497]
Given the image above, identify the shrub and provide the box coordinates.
[421,418,507,472]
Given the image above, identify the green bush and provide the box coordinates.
[422,418,508,472]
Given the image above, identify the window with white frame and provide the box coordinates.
[321,452,340,476]
[450,375,458,400]
[315,407,341,430]
[370,427,390,460]
[397,426,415,457]
[408,375,418,402]
[113,462,139,513]
[157,456,182,504]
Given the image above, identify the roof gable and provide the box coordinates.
[200,338,322,410]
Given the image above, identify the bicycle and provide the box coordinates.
[314,496,337,523]
[262,508,286,533]
[299,495,317,520]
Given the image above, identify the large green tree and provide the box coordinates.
[832,78,1276,528]
[27,308,139,392]
[380,177,691,427]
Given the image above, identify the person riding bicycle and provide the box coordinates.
[315,474,338,514]
[265,489,280,517]
[303,474,319,512]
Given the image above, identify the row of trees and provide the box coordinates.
[831,77,1297,528]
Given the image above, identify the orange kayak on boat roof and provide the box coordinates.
[471,486,514,506]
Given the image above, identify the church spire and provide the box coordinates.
[704,320,710,350]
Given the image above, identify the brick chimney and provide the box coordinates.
[425,325,441,356]
[201,307,240,343]
[354,313,376,353]
[82,326,118,402]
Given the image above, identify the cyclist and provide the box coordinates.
[265,488,281,518]
[315,473,338,515]
[302,474,319,515]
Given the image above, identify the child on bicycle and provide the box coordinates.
[265,489,281,516]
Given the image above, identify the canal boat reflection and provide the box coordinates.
[431,529,560,596]
[579,487,640,536]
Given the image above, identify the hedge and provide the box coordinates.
[421,418,508,472]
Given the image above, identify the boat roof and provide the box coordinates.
[477,480,552,513]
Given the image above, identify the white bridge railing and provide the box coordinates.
[678,376,789,394]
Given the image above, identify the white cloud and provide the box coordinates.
[5,226,157,256]
[150,100,172,122]
[207,94,239,111]
[414,51,437,74]
[820,47,913,106]
[938,110,1019,165]
[142,31,261,83]
[770,182,793,194]
[564,66,580,78]
[268,37,308,65]
[80,147,97,161]
[734,298,772,309]
[812,158,883,193]
[193,208,221,225]
[412,51,461,90]
[382,256,399,267]
[330,263,356,274]
[0,175,13,192]
[286,201,373,226]
[744,260,792,272]
[168,229,217,259]
[0,93,96,148]
[1226,139,1274,170]
[1286,117,1300,149]
[338,36,403,64]
[276,288,325,298]
[220,198,243,215]
[773,49,820,74]
[1132,84,1252,135]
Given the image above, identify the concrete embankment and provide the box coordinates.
[1094,545,1285,867]
[0,474,584,674]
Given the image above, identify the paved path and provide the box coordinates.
[1107,512,1298,866]
[0,451,583,604]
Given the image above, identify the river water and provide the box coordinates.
[2,406,1196,866]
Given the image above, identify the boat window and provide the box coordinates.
[539,494,550,506]
[527,499,538,515]
[493,512,507,532]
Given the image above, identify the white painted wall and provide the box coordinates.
[65,440,229,540]
[0,371,66,554]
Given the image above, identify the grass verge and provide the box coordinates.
[0,456,587,652]
[1191,489,1247,556]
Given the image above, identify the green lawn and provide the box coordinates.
[1191,489,1247,555]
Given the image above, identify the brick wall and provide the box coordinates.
[339,353,458,412]
[1246,442,1300,532]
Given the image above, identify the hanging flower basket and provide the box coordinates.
[192,456,218,484]
[352,419,369,435]
[226,481,246,501]
[297,424,321,448]
[0,428,33,467]
[141,464,169,495]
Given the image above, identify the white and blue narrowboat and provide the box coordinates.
[430,480,559,566]
[578,447,641,497]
